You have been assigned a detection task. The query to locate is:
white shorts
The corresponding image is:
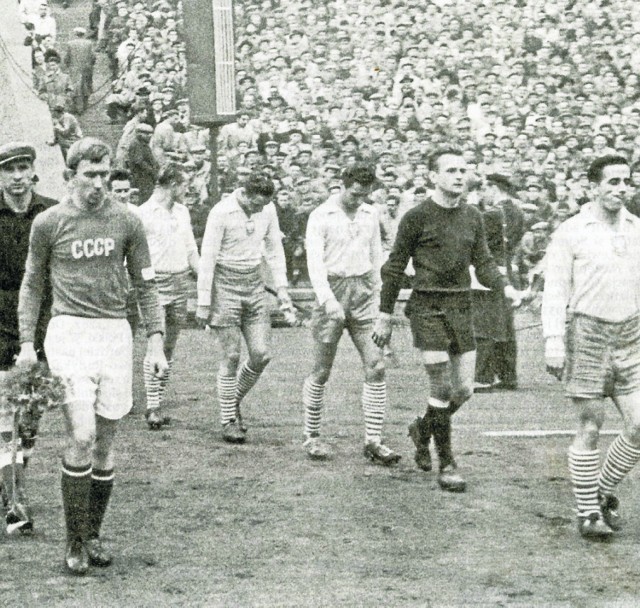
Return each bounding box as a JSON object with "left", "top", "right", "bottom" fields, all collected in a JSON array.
[{"left": 44, "top": 316, "right": 133, "bottom": 420}]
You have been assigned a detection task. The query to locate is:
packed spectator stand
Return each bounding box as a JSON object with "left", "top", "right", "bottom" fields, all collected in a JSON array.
[{"left": 18, "top": 0, "right": 640, "bottom": 286}]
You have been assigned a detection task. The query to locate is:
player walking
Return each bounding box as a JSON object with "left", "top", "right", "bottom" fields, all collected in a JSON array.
[
  {"left": 196, "top": 172, "right": 293, "bottom": 443},
  {"left": 302, "top": 163, "right": 400, "bottom": 464},
  {"left": 543, "top": 155, "right": 640, "bottom": 539},
  {"left": 17, "top": 137, "right": 167, "bottom": 574},
  {"left": 137, "top": 163, "right": 199, "bottom": 429},
  {"left": 373, "top": 147, "right": 519, "bottom": 491}
]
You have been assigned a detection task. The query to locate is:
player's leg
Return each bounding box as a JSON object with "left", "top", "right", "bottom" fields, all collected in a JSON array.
[
  {"left": 158, "top": 275, "right": 189, "bottom": 409},
  {"left": 351, "top": 327, "right": 400, "bottom": 465},
  {"left": 214, "top": 326, "right": 245, "bottom": 442},
  {"left": 144, "top": 304, "right": 168, "bottom": 428},
  {"left": 236, "top": 320, "right": 271, "bottom": 413},
  {"left": 234, "top": 278, "right": 272, "bottom": 419},
  {"left": 60, "top": 388, "right": 98, "bottom": 575},
  {"left": 597, "top": 391, "right": 640, "bottom": 531},
  {"left": 303, "top": 337, "right": 339, "bottom": 460},
  {"left": 86, "top": 319, "right": 134, "bottom": 566},
  {"left": 568, "top": 397, "right": 613, "bottom": 538},
  {"left": 84, "top": 415, "right": 118, "bottom": 567}
]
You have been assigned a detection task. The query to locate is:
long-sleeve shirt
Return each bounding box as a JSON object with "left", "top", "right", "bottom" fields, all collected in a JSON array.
[
  {"left": 380, "top": 198, "right": 506, "bottom": 314},
  {"left": 305, "top": 195, "right": 382, "bottom": 305},
  {"left": 0, "top": 191, "right": 57, "bottom": 343},
  {"left": 136, "top": 196, "right": 199, "bottom": 274},
  {"left": 197, "top": 190, "right": 287, "bottom": 308},
  {"left": 19, "top": 197, "right": 164, "bottom": 342},
  {"left": 541, "top": 204, "right": 640, "bottom": 338}
]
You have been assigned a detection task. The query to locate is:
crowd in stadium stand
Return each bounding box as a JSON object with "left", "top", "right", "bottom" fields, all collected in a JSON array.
[{"left": 18, "top": 0, "right": 640, "bottom": 285}]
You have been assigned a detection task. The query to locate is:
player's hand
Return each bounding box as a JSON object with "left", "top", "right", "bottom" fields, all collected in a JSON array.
[
  {"left": 195, "top": 305, "right": 210, "bottom": 330},
  {"left": 324, "top": 298, "right": 345, "bottom": 322},
  {"left": 504, "top": 285, "right": 522, "bottom": 308},
  {"left": 145, "top": 333, "right": 168, "bottom": 378},
  {"left": 545, "top": 336, "right": 565, "bottom": 380},
  {"left": 276, "top": 287, "right": 293, "bottom": 310},
  {"left": 15, "top": 342, "right": 38, "bottom": 366},
  {"left": 372, "top": 313, "right": 393, "bottom": 348},
  {"left": 545, "top": 356, "right": 564, "bottom": 380}
]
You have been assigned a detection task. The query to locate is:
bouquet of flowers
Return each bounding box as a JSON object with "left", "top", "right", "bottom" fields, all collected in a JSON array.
[{"left": 0, "top": 362, "right": 67, "bottom": 526}]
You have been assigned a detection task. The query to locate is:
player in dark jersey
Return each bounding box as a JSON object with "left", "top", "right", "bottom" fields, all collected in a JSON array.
[
  {"left": 16, "top": 137, "right": 167, "bottom": 575},
  {"left": 373, "top": 147, "right": 520, "bottom": 492},
  {"left": 0, "top": 142, "right": 57, "bottom": 535}
]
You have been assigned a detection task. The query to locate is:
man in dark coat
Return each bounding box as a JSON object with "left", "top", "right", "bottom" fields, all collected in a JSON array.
[
  {"left": 0, "top": 142, "right": 57, "bottom": 535},
  {"left": 125, "top": 123, "right": 159, "bottom": 204}
]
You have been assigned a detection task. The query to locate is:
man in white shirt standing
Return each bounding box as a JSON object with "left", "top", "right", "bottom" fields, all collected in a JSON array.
[
  {"left": 302, "top": 164, "right": 400, "bottom": 465},
  {"left": 137, "top": 164, "right": 199, "bottom": 429},
  {"left": 196, "top": 172, "right": 292, "bottom": 443},
  {"left": 543, "top": 155, "right": 640, "bottom": 540}
]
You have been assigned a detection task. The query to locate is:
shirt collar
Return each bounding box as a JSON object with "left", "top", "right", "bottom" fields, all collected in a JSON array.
[
  {"left": 324, "top": 194, "right": 374, "bottom": 215},
  {"left": 0, "top": 191, "right": 47, "bottom": 217},
  {"left": 580, "top": 202, "right": 636, "bottom": 225}
]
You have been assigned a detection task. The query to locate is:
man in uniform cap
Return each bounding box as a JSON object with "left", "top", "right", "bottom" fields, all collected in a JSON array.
[{"left": 0, "top": 142, "right": 58, "bottom": 534}]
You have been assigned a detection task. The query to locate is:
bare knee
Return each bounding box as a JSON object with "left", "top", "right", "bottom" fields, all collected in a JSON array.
[
  {"left": 575, "top": 403, "right": 604, "bottom": 450},
  {"left": 364, "top": 359, "right": 385, "bottom": 384},
  {"left": 249, "top": 350, "right": 271, "bottom": 371},
  {"left": 221, "top": 352, "right": 241, "bottom": 375},
  {"left": 452, "top": 384, "right": 474, "bottom": 405},
  {"left": 69, "top": 427, "right": 96, "bottom": 457},
  {"left": 309, "top": 365, "right": 332, "bottom": 385}
]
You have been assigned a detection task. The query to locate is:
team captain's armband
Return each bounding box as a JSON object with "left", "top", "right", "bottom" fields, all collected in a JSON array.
[{"left": 141, "top": 267, "right": 156, "bottom": 281}]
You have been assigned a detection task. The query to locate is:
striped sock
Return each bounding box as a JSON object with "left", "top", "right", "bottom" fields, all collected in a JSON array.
[
  {"left": 88, "top": 468, "right": 114, "bottom": 539},
  {"left": 143, "top": 360, "right": 161, "bottom": 412},
  {"left": 61, "top": 461, "right": 92, "bottom": 542},
  {"left": 235, "top": 361, "right": 262, "bottom": 405},
  {"left": 598, "top": 435, "right": 640, "bottom": 496},
  {"left": 217, "top": 373, "right": 238, "bottom": 425},
  {"left": 303, "top": 378, "right": 325, "bottom": 438},
  {"left": 158, "top": 360, "right": 173, "bottom": 404},
  {"left": 362, "top": 382, "right": 386, "bottom": 444},
  {"left": 568, "top": 447, "right": 600, "bottom": 517}
]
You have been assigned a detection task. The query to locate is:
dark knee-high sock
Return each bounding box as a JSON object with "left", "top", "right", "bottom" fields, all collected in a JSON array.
[
  {"left": 88, "top": 468, "right": 114, "bottom": 539},
  {"left": 61, "top": 461, "right": 92, "bottom": 542}
]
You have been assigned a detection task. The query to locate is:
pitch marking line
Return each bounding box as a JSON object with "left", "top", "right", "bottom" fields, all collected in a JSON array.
[{"left": 483, "top": 430, "right": 620, "bottom": 437}]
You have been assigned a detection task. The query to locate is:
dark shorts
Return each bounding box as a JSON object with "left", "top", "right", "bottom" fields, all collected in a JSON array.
[
  {"left": 406, "top": 291, "right": 475, "bottom": 355},
  {"left": 311, "top": 274, "right": 376, "bottom": 344},
  {"left": 209, "top": 265, "right": 268, "bottom": 328},
  {"left": 565, "top": 312, "right": 640, "bottom": 399}
]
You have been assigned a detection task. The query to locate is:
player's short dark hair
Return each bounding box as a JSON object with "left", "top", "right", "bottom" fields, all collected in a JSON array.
[
  {"left": 108, "top": 169, "right": 131, "bottom": 186},
  {"left": 587, "top": 155, "right": 630, "bottom": 183},
  {"left": 428, "top": 145, "right": 464, "bottom": 172},
  {"left": 66, "top": 137, "right": 112, "bottom": 172},
  {"left": 341, "top": 163, "right": 376, "bottom": 188},
  {"left": 157, "top": 162, "right": 185, "bottom": 187},
  {"left": 244, "top": 172, "right": 275, "bottom": 197}
]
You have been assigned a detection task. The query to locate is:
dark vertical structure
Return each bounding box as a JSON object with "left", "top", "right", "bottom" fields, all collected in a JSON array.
[{"left": 182, "top": 0, "right": 236, "bottom": 203}]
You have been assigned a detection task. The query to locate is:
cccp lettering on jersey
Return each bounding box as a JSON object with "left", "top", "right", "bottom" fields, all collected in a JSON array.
[{"left": 71, "top": 237, "right": 116, "bottom": 259}]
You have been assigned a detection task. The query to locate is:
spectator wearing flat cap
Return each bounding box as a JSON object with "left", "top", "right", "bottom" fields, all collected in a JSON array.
[
  {"left": 126, "top": 123, "right": 159, "bottom": 203},
  {"left": 0, "top": 141, "right": 57, "bottom": 535}
]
